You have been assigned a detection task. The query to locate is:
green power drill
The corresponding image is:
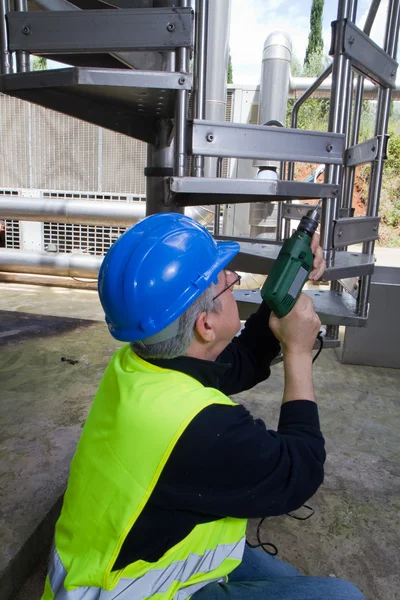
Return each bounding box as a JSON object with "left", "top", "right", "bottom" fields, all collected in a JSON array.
[{"left": 261, "top": 203, "right": 321, "bottom": 318}]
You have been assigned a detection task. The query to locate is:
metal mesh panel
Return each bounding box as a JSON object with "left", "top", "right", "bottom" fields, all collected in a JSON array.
[
  {"left": 0, "top": 95, "right": 31, "bottom": 188},
  {"left": 0, "top": 94, "right": 147, "bottom": 194},
  {"left": 30, "top": 103, "right": 99, "bottom": 191},
  {"left": 101, "top": 130, "right": 147, "bottom": 195}
]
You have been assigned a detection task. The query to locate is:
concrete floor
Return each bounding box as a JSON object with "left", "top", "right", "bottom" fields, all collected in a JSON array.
[{"left": 1, "top": 283, "right": 399, "bottom": 600}]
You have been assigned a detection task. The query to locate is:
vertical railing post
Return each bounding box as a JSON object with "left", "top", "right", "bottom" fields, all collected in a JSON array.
[{"left": 191, "top": 0, "right": 208, "bottom": 177}]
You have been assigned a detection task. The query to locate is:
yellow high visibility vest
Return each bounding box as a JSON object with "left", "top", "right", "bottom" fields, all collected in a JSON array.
[{"left": 42, "top": 345, "right": 247, "bottom": 600}]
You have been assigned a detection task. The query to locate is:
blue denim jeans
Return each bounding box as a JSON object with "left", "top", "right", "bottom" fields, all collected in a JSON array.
[{"left": 192, "top": 544, "right": 365, "bottom": 600}]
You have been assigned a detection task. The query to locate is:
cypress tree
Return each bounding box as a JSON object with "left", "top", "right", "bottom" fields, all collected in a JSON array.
[
  {"left": 227, "top": 50, "right": 233, "bottom": 84},
  {"left": 304, "top": 0, "right": 324, "bottom": 67}
]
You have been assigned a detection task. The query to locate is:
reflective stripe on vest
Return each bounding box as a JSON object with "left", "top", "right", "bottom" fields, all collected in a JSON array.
[{"left": 47, "top": 537, "right": 246, "bottom": 599}]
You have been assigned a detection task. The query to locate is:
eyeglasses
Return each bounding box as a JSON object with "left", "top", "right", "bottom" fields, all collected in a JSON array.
[{"left": 212, "top": 269, "right": 241, "bottom": 301}]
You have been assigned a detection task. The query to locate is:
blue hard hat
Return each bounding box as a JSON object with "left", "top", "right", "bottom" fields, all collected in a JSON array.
[{"left": 98, "top": 213, "right": 240, "bottom": 342}]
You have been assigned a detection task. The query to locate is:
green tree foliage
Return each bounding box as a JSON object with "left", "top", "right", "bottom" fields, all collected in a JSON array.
[
  {"left": 290, "top": 54, "right": 302, "bottom": 77},
  {"left": 303, "top": 49, "right": 329, "bottom": 77},
  {"left": 304, "top": 0, "right": 324, "bottom": 68},
  {"left": 227, "top": 50, "right": 233, "bottom": 84},
  {"left": 287, "top": 50, "right": 330, "bottom": 131},
  {"left": 32, "top": 56, "right": 47, "bottom": 71}
]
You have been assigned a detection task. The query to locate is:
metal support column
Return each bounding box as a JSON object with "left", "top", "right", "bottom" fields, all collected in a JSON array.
[
  {"left": 0, "top": 0, "right": 11, "bottom": 74},
  {"left": 357, "top": 0, "right": 400, "bottom": 316},
  {"left": 146, "top": 0, "right": 180, "bottom": 216},
  {"left": 14, "top": 0, "right": 29, "bottom": 73},
  {"left": 192, "top": 0, "right": 208, "bottom": 177},
  {"left": 174, "top": 0, "right": 190, "bottom": 178},
  {"left": 204, "top": 0, "right": 231, "bottom": 179}
]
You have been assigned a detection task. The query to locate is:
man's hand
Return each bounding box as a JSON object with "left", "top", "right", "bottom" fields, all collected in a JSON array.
[
  {"left": 269, "top": 293, "right": 321, "bottom": 357},
  {"left": 309, "top": 232, "right": 326, "bottom": 281}
]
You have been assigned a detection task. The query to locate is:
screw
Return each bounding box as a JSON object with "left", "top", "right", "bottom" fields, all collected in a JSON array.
[
  {"left": 326, "top": 144, "right": 333, "bottom": 152},
  {"left": 391, "top": 70, "right": 396, "bottom": 77},
  {"left": 373, "top": 225, "right": 378, "bottom": 231},
  {"left": 178, "top": 76, "right": 186, "bottom": 85},
  {"left": 206, "top": 133, "right": 214, "bottom": 142},
  {"left": 348, "top": 36, "right": 355, "bottom": 44},
  {"left": 348, "top": 153, "right": 352, "bottom": 159},
  {"left": 338, "top": 229, "right": 343, "bottom": 237},
  {"left": 371, "top": 146, "right": 376, "bottom": 152},
  {"left": 22, "top": 25, "right": 31, "bottom": 35},
  {"left": 166, "top": 22, "right": 175, "bottom": 32}
]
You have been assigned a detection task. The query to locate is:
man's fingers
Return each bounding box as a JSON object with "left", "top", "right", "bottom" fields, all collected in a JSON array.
[
  {"left": 310, "top": 259, "right": 326, "bottom": 281},
  {"left": 310, "top": 231, "right": 321, "bottom": 254}
]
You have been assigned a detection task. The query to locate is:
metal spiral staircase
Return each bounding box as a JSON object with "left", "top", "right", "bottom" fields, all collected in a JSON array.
[{"left": 0, "top": 0, "right": 399, "bottom": 344}]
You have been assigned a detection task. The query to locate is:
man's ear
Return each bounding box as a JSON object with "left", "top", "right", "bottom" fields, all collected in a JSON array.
[{"left": 194, "top": 311, "right": 217, "bottom": 343}]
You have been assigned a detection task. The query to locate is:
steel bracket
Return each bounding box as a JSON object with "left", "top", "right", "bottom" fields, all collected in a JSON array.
[
  {"left": 191, "top": 120, "right": 344, "bottom": 164},
  {"left": 345, "top": 136, "right": 379, "bottom": 166},
  {"left": 330, "top": 19, "right": 398, "bottom": 89},
  {"left": 333, "top": 216, "right": 380, "bottom": 248},
  {"left": 7, "top": 7, "right": 194, "bottom": 53}
]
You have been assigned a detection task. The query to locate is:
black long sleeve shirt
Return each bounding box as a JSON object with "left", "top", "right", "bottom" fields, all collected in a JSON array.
[{"left": 114, "top": 302, "right": 325, "bottom": 570}]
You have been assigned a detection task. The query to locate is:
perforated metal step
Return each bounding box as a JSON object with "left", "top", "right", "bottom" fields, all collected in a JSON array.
[
  {"left": 218, "top": 237, "right": 375, "bottom": 282},
  {"left": 234, "top": 288, "right": 368, "bottom": 327},
  {"left": 0, "top": 67, "right": 192, "bottom": 144},
  {"left": 166, "top": 177, "right": 340, "bottom": 207}
]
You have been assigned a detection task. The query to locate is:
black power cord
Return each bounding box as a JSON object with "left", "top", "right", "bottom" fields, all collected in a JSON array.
[
  {"left": 246, "top": 517, "right": 278, "bottom": 556},
  {"left": 312, "top": 332, "right": 324, "bottom": 364},
  {"left": 248, "top": 333, "right": 322, "bottom": 556},
  {"left": 248, "top": 505, "right": 315, "bottom": 556}
]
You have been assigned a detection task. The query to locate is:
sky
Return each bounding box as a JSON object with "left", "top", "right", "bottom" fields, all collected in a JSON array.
[{"left": 229, "top": 0, "right": 391, "bottom": 85}]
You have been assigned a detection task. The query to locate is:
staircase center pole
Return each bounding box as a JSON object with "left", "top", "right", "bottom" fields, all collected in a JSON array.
[
  {"left": 192, "top": 0, "right": 209, "bottom": 178},
  {"left": 14, "top": 0, "right": 30, "bottom": 73},
  {"left": 0, "top": 0, "right": 12, "bottom": 75},
  {"left": 145, "top": 0, "right": 182, "bottom": 216}
]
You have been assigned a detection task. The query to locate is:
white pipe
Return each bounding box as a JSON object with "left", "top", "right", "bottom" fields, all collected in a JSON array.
[
  {"left": 204, "top": 0, "right": 231, "bottom": 178},
  {"left": 0, "top": 271, "right": 97, "bottom": 289},
  {"left": 0, "top": 249, "right": 101, "bottom": 277},
  {"left": 0, "top": 197, "right": 215, "bottom": 226}
]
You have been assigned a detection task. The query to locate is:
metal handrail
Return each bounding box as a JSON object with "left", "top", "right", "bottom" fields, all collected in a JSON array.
[{"left": 287, "top": 0, "right": 383, "bottom": 183}]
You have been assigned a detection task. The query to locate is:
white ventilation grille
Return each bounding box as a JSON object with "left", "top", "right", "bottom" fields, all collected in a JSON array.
[
  {"left": 43, "top": 222, "right": 127, "bottom": 256},
  {"left": 5, "top": 220, "right": 20, "bottom": 249},
  {"left": 1, "top": 188, "right": 21, "bottom": 248}
]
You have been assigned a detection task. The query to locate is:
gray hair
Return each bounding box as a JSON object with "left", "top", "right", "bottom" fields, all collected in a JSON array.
[{"left": 131, "top": 283, "right": 221, "bottom": 360}]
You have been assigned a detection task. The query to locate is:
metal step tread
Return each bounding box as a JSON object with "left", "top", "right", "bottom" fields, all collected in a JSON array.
[
  {"left": 234, "top": 288, "right": 367, "bottom": 327},
  {"left": 166, "top": 177, "right": 339, "bottom": 207},
  {"left": 0, "top": 67, "right": 192, "bottom": 145},
  {"left": 221, "top": 237, "right": 375, "bottom": 281}
]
